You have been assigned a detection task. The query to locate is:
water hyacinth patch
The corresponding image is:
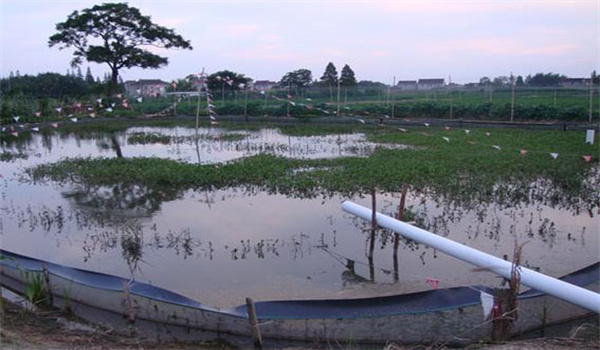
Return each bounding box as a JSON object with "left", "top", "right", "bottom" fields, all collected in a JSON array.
[{"left": 26, "top": 125, "right": 598, "bottom": 212}]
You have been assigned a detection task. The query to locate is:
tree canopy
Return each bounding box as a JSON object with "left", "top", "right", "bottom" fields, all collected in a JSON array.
[
  {"left": 525, "top": 73, "right": 565, "bottom": 87},
  {"left": 48, "top": 3, "right": 192, "bottom": 94},
  {"left": 320, "top": 62, "right": 338, "bottom": 85},
  {"left": 206, "top": 70, "right": 251, "bottom": 92},
  {"left": 279, "top": 69, "right": 313, "bottom": 94},
  {"left": 357, "top": 80, "right": 386, "bottom": 88},
  {"left": 340, "top": 64, "right": 357, "bottom": 87}
]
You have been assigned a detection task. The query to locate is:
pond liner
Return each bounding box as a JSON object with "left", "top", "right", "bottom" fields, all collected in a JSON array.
[{"left": 1, "top": 249, "right": 598, "bottom": 347}]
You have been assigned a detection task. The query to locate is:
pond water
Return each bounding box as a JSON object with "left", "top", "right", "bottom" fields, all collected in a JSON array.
[{"left": 1, "top": 126, "right": 598, "bottom": 308}]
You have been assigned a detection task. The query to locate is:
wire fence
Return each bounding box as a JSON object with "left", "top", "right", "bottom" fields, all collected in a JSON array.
[{"left": 2, "top": 85, "right": 598, "bottom": 123}]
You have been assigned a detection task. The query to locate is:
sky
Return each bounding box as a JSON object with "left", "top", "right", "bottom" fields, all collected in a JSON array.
[{"left": 1, "top": 0, "right": 598, "bottom": 85}]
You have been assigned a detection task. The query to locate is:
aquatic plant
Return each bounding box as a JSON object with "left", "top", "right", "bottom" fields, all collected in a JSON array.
[{"left": 21, "top": 270, "right": 50, "bottom": 308}]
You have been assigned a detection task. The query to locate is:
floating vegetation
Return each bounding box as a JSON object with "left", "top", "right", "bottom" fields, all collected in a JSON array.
[
  {"left": 213, "top": 133, "right": 248, "bottom": 142},
  {"left": 277, "top": 124, "right": 365, "bottom": 136},
  {"left": 14, "top": 125, "right": 600, "bottom": 221},
  {"left": 128, "top": 132, "right": 172, "bottom": 145},
  {"left": 0, "top": 151, "right": 29, "bottom": 162},
  {"left": 26, "top": 128, "right": 598, "bottom": 214},
  {"left": 126, "top": 131, "right": 248, "bottom": 145}
]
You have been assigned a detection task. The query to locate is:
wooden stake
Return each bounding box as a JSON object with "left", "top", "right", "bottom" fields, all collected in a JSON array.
[
  {"left": 42, "top": 263, "right": 53, "bottom": 306},
  {"left": 369, "top": 187, "right": 377, "bottom": 281},
  {"left": 246, "top": 298, "right": 263, "bottom": 350},
  {"left": 123, "top": 281, "right": 135, "bottom": 325},
  {"left": 394, "top": 184, "right": 408, "bottom": 282},
  {"left": 370, "top": 187, "right": 377, "bottom": 255}
]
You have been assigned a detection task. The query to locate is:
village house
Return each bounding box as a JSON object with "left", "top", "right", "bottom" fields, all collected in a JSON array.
[
  {"left": 417, "top": 78, "right": 445, "bottom": 90},
  {"left": 560, "top": 78, "right": 592, "bottom": 88},
  {"left": 395, "top": 80, "right": 418, "bottom": 91},
  {"left": 253, "top": 80, "right": 277, "bottom": 91},
  {"left": 124, "top": 79, "right": 169, "bottom": 97}
]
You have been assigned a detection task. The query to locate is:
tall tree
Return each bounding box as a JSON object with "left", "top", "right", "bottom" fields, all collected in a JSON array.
[
  {"left": 320, "top": 62, "right": 338, "bottom": 101},
  {"left": 515, "top": 75, "right": 525, "bottom": 86},
  {"left": 340, "top": 64, "right": 357, "bottom": 87},
  {"left": 320, "top": 62, "right": 338, "bottom": 85},
  {"left": 48, "top": 3, "right": 192, "bottom": 95},
  {"left": 85, "top": 67, "right": 95, "bottom": 84}
]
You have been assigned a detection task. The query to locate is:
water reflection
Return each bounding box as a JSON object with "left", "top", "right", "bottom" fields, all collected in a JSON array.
[
  {"left": 63, "top": 182, "right": 183, "bottom": 219},
  {"left": 1, "top": 126, "right": 400, "bottom": 166},
  {"left": 3, "top": 181, "right": 596, "bottom": 307}
]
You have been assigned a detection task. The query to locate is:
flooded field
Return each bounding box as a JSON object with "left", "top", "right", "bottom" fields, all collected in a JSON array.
[{"left": 1, "top": 126, "right": 597, "bottom": 308}]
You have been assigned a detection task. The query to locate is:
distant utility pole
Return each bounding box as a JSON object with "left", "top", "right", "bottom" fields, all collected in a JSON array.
[
  {"left": 449, "top": 75, "right": 453, "bottom": 119},
  {"left": 510, "top": 72, "right": 515, "bottom": 122},
  {"left": 337, "top": 78, "right": 341, "bottom": 117},
  {"left": 287, "top": 81, "right": 291, "bottom": 117},
  {"left": 386, "top": 80, "right": 390, "bottom": 106},
  {"left": 589, "top": 72, "right": 594, "bottom": 123},
  {"left": 391, "top": 75, "right": 396, "bottom": 119}
]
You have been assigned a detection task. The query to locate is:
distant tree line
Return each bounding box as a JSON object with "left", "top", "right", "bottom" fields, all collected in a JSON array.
[
  {"left": 477, "top": 72, "right": 599, "bottom": 88},
  {"left": 0, "top": 68, "right": 120, "bottom": 98}
]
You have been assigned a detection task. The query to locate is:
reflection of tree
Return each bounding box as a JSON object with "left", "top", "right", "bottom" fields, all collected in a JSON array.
[
  {"left": 63, "top": 182, "right": 183, "bottom": 219},
  {"left": 60, "top": 181, "right": 188, "bottom": 274},
  {"left": 120, "top": 224, "right": 143, "bottom": 274},
  {"left": 110, "top": 134, "right": 123, "bottom": 158}
]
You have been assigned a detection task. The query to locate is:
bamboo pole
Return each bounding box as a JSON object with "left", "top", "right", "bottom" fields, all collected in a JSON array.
[{"left": 342, "top": 201, "right": 600, "bottom": 313}]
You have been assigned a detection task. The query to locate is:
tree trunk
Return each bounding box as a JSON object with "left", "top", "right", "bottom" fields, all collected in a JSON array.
[{"left": 110, "top": 68, "right": 119, "bottom": 96}]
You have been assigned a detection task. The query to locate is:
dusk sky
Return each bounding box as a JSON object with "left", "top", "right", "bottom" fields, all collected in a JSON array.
[{"left": 1, "top": 0, "right": 598, "bottom": 85}]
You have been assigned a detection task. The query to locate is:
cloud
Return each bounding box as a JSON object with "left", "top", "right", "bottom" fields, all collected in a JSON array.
[
  {"left": 520, "top": 44, "right": 578, "bottom": 56},
  {"left": 155, "top": 16, "right": 191, "bottom": 28},
  {"left": 371, "top": 50, "right": 389, "bottom": 57},
  {"left": 318, "top": 47, "right": 345, "bottom": 57},
  {"left": 258, "top": 34, "right": 283, "bottom": 42},
  {"left": 374, "top": 0, "right": 590, "bottom": 14},
  {"left": 375, "top": 1, "right": 523, "bottom": 14},
  {"left": 223, "top": 24, "right": 261, "bottom": 38},
  {"left": 419, "top": 37, "right": 578, "bottom": 57},
  {"left": 220, "top": 44, "right": 297, "bottom": 61}
]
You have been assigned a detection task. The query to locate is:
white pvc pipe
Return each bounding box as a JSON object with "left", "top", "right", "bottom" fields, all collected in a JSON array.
[{"left": 342, "top": 201, "right": 600, "bottom": 313}]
